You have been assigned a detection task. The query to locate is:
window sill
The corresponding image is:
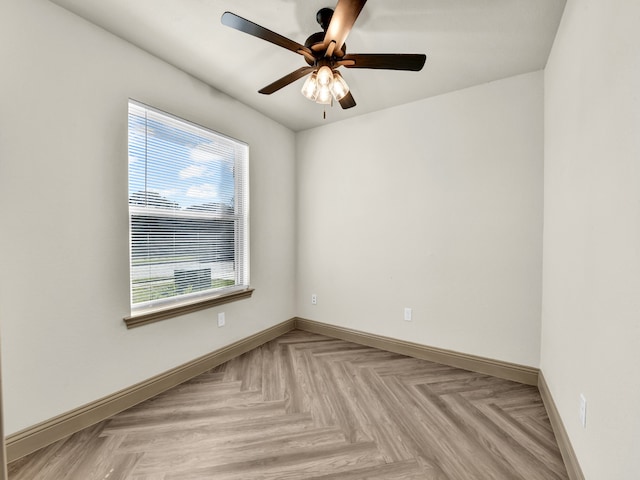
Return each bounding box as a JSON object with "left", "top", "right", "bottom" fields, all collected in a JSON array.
[{"left": 123, "top": 288, "right": 254, "bottom": 329}]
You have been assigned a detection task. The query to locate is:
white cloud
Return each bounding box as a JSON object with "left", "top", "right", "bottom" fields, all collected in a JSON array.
[
  {"left": 150, "top": 188, "right": 179, "bottom": 198},
  {"left": 186, "top": 183, "right": 218, "bottom": 199},
  {"left": 190, "top": 144, "right": 227, "bottom": 163},
  {"left": 179, "top": 164, "right": 207, "bottom": 179}
]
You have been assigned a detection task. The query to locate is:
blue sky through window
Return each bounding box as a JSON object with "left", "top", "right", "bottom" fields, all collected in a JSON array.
[{"left": 128, "top": 109, "right": 236, "bottom": 211}]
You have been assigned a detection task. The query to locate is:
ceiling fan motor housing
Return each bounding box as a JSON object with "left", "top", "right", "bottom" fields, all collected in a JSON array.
[
  {"left": 304, "top": 8, "right": 347, "bottom": 65},
  {"left": 317, "top": 8, "right": 334, "bottom": 30},
  {"left": 304, "top": 31, "right": 326, "bottom": 52}
]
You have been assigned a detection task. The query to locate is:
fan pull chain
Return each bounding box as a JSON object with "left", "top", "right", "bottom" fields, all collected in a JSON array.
[{"left": 323, "top": 96, "right": 334, "bottom": 120}]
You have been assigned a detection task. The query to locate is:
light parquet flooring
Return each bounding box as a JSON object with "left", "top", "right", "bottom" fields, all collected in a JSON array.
[{"left": 8, "top": 330, "right": 569, "bottom": 479}]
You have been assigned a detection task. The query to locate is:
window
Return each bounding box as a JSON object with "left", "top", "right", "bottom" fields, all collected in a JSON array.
[{"left": 126, "top": 100, "right": 249, "bottom": 323}]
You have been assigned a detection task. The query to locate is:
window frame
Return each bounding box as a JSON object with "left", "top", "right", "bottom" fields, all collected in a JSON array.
[{"left": 124, "top": 100, "right": 252, "bottom": 328}]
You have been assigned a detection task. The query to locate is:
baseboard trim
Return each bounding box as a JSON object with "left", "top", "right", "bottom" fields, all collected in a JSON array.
[
  {"left": 6, "top": 318, "right": 296, "bottom": 463},
  {"left": 294, "top": 317, "right": 539, "bottom": 386},
  {"left": 538, "top": 371, "right": 585, "bottom": 480}
]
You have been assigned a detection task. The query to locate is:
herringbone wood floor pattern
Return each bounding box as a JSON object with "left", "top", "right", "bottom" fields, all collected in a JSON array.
[{"left": 8, "top": 330, "right": 568, "bottom": 479}]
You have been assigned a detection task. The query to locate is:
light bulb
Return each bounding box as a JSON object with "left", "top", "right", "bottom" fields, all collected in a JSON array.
[
  {"left": 330, "top": 71, "right": 349, "bottom": 101},
  {"left": 316, "top": 85, "right": 332, "bottom": 105},
  {"left": 316, "top": 66, "right": 333, "bottom": 87},
  {"left": 301, "top": 72, "right": 319, "bottom": 101}
]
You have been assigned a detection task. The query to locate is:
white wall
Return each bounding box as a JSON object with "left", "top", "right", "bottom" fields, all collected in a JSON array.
[
  {"left": 296, "top": 72, "right": 544, "bottom": 367},
  {"left": 0, "top": 0, "right": 296, "bottom": 434},
  {"left": 542, "top": 0, "right": 640, "bottom": 478}
]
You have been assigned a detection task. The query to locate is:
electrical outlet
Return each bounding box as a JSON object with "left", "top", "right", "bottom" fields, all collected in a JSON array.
[
  {"left": 217, "top": 312, "right": 225, "bottom": 327},
  {"left": 311, "top": 294, "right": 317, "bottom": 305},
  {"left": 404, "top": 307, "right": 412, "bottom": 321},
  {"left": 579, "top": 394, "right": 587, "bottom": 428}
]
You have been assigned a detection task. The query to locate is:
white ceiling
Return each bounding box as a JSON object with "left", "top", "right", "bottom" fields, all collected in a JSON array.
[{"left": 50, "top": 0, "right": 566, "bottom": 132}]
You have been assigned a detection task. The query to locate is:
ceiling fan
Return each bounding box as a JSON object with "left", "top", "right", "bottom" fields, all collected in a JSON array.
[{"left": 221, "top": 0, "right": 426, "bottom": 110}]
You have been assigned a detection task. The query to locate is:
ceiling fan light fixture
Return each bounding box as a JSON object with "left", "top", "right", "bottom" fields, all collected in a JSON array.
[
  {"left": 330, "top": 71, "right": 349, "bottom": 101},
  {"left": 301, "top": 72, "right": 319, "bottom": 101},
  {"left": 302, "top": 68, "right": 349, "bottom": 105}
]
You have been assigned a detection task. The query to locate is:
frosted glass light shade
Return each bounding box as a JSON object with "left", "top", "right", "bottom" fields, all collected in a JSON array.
[
  {"left": 330, "top": 71, "right": 349, "bottom": 101},
  {"left": 316, "top": 85, "right": 332, "bottom": 104},
  {"left": 301, "top": 72, "right": 319, "bottom": 101},
  {"left": 316, "top": 66, "right": 333, "bottom": 87}
]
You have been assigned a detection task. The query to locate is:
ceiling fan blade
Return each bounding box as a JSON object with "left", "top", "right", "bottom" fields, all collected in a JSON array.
[
  {"left": 258, "top": 66, "right": 316, "bottom": 95},
  {"left": 322, "top": 0, "right": 367, "bottom": 55},
  {"left": 339, "top": 91, "right": 356, "bottom": 109},
  {"left": 222, "top": 12, "right": 313, "bottom": 58},
  {"left": 342, "top": 54, "right": 427, "bottom": 71}
]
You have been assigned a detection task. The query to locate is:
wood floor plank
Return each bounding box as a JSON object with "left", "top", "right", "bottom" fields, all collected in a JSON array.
[
  {"left": 115, "top": 412, "right": 316, "bottom": 454},
  {"left": 162, "top": 441, "right": 383, "bottom": 480},
  {"left": 261, "top": 338, "right": 284, "bottom": 402},
  {"left": 8, "top": 330, "right": 569, "bottom": 479},
  {"left": 305, "top": 458, "right": 432, "bottom": 479},
  {"left": 133, "top": 426, "right": 349, "bottom": 476},
  {"left": 281, "top": 343, "right": 307, "bottom": 414},
  {"left": 103, "top": 399, "right": 286, "bottom": 434},
  {"left": 294, "top": 350, "right": 337, "bottom": 428}
]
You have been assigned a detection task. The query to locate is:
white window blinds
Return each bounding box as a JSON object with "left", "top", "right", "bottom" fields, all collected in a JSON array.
[{"left": 128, "top": 100, "right": 249, "bottom": 313}]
